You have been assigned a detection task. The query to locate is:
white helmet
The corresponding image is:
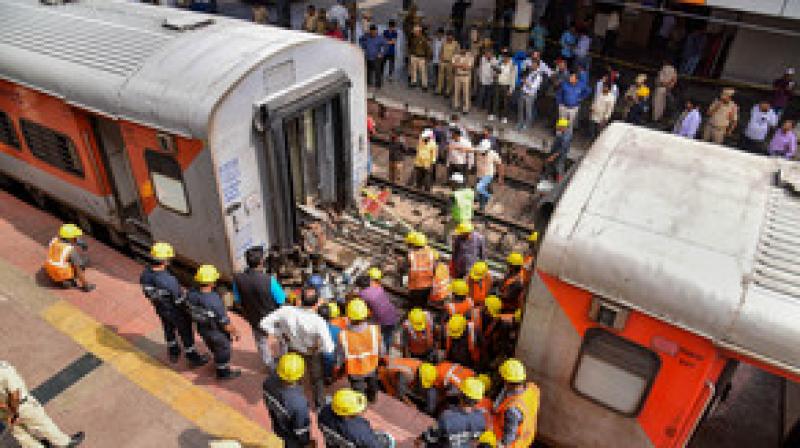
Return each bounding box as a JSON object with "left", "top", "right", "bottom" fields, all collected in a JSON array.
[
  {"left": 450, "top": 173, "right": 465, "bottom": 184},
  {"left": 421, "top": 128, "right": 434, "bottom": 139}
]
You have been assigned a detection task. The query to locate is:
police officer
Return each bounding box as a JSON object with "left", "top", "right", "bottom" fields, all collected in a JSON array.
[
  {"left": 186, "top": 265, "right": 242, "bottom": 380},
  {"left": 492, "top": 359, "right": 540, "bottom": 447},
  {"left": 317, "top": 388, "right": 394, "bottom": 448},
  {"left": 419, "top": 376, "right": 487, "bottom": 447},
  {"left": 140, "top": 242, "right": 208, "bottom": 367},
  {"left": 263, "top": 353, "right": 312, "bottom": 448},
  {"left": 43, "top": 223, "right": 95, "bottom": 292},
  {"left": 0, "top": 361, "right": 85, "bottom": 447}
]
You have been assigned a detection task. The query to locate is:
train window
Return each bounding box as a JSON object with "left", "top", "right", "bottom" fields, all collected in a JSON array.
[
  {"left": 571, "top": 328, "right": 660, "bottom": 417},
  {"left": 0, "top": 111, "right": 20, "bottom": 150},
  {"left": 19, "top": 119, "right": 83, "bottom": 177},
  {"left": 144, "top": 149, "right": 190, "bottom": 215}
]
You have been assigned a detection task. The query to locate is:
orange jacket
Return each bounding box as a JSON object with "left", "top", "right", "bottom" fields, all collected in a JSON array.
[
  {"left": 500, "top": 270, "right": 528, "bottom": 312},
  {"left": 444, "top": 322, "right": 480, "bottom": 366},
  {"left": 378, "top": 357, "right": 422, "bottom": 397},
  {"left": 435, "top": 362, "right": 474, "bottom": 390},
  {"left": 340, "top": 324, "right": 382, "bottom": 376},
  {"left": 408, "top": 247, "right": 435, "bottom": 290},
  {"left": 445, "top": 297, "right": 474, "bottom": 317},
  {"left": 430, "top": 263, "right": 451, "bottom": 303},
  {"left": 331, "top": 317, "right": 350, "bottom": 331},
  {"left": 44, "top": 238, "right": 75, "bottom": 283},
  {"left": 493, "top": 383, "right": 540, "bottom": 447},
  {"left": 468, "top": 274, "right": 492, "bottom": 305},
  {"left": 402, "top": 316, "right": 436, "bottom": 357}
]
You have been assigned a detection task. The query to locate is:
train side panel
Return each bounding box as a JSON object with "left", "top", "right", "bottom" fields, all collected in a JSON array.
[{"left": 518, "top": 271, "right": 727, "bottom": 447}]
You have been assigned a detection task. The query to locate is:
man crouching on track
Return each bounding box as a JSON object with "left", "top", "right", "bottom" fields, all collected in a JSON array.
[
  {"left": 187, "top": 265, "right": 242, "bottom": 380},
  {"left": 140, "top": 242, "right": 209, "bottom": 367},
  {"left": 43, "top": 223, "right": 95, "bottom": 292}
]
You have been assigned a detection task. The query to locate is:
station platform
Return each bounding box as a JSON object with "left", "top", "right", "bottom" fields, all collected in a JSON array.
[{"left": 0, "top": 189, "right": 431, "bottom": 447}]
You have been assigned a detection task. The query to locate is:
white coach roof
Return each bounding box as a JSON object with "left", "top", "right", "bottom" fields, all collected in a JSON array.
[
  {"left": 0, "top": 0, "right": 320, "bottom": 138},
  {"left": 539, "top": 122, "right": 800, "bottom": 376}
]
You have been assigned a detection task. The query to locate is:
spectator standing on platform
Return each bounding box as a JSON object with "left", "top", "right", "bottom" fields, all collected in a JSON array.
[
  {"left": 328, "top": 0, "right": 349, "bottom": 31},
  {"left": 772, "top": 68, "right": 796, "bottom": 118},
  {"left": 594, "top": 70, "right": 619, "bottom": 101},
  {"left": 452, "top": 48, "right": 474, "bottom": 114},
  {"left": 622, "top": 74, "right": 648, "bottom": 118},
  {"left": 626, "top": 86, "right": 651, "bottom": 126},
  {"left": 530, "top": 20, "right": 548, "bottom": 53},
  {"left": 768, "top": 120, "right": 797, "bottom": 159},
  {"left": 574, "top": 28, "right": 592, "bottom": 71},
  {"left": 492, "top": 51, "right": 517, "bottom": 124},
  {"left": 383, "top": 21, "right": 398, "bottom": 81},
  {"left": 603, "top": 10, "right": 620, "bottom": 56},
  {"left": 703, "top": 88, "right": 739, "bottom": 145},
  {"left": 415, "top": 129, "right": 437, "bottom": 191},
  {"left": 355, "top": 11, "right": 372, "bottom": 44},
  {"left": 437, "top": 32, "right": 461, "bottom": 97},
  {"left": 302, "top": 5, "right": 318, "bottom": 33},
  {"left": 360, "top": 25, "right": 387, "bottom": 89},
  {"left": 477, "top": 48, "right": 496, "bottom": 111},
  {"left": 741, "top": 102, "right": 778, "bottom": 154},
  {"left": 315, "top": 9, "right": 328, "bottom": 34},
  {"left": 326, "top": 21, "right": 345, "bottom": 40},
  {"left": 517, "top": 62, "right": 545, "bottom": 130},
  {"left": 653, "top": 61, "right": 678, "bottom": 123},
  {"left": 556, "top": 73, "right": 591, "bottom": 134},
  {"left": 680, "top": 29, "right": 706, "bottom": 75},
  {"left": 590, "top": 82, "right": 616, "bottom": 139},
  {"left": 559, "top": 26, "right": 577, "bottom": 66},
  {"left": 430, "top": 28, "right": 445, "bottom": 90},
  {"left": 408, "top": 25, "right": 431, "bottom": 90},
  {"left": 452, "top": 0, "right": 471, "bottom": 46},
  {"left": 673, "top": 100, "right": 702, "bottom": 139}
]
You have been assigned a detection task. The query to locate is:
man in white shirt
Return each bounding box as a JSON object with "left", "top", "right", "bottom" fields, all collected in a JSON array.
[
  {"left": 673, "top": 100, "right": 702, "bottom": 139},
  {"left": 447, "top": 128, "right": 472, "bottom": 181},
  {"left": 741, "top": 101, "right": 778, "bottom": 154},
  {"left": 477, "top": 48, "right": 497, "bottom": 111},
  {"left": 260, "top": 287, "right": 334, "bottom": 408},
  {"left": 430, "top": 28, "right": 445, "bottom": 90},
  {"left": 491, "top": 50, "right": 517, "bottom": 123},
  {"left": 517, "top": 62, "right": 545, "bottom": 130},
  {"left": 327, "top": 0, "right": 349, "bottom": 31},
  {"left": 471, "top": 139, "right": 504, "bottom": 211}
]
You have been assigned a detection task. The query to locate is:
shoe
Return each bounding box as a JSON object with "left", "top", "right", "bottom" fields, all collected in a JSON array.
[
  {"left": 186, "top": 352, "right": 209, "bottom": 368},
  {"left": 168, "top": 346, "right": 181, "bottom": 363},
  {"left": 216, "top": 368, "right": 242, "bottom": 381},
  {"left": 66, "top": 431, "right": 85, "bottom": 447},
  {"left": 80, "top": 284, "right": 96, "bottom": 293},
  {"left": 487, "top": 115, "right": 496, "bottom": 121}
]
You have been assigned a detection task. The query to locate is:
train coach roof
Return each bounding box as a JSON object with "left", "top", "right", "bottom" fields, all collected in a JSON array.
[
  {"left": 539, "top": 122, "right": 800, "bottom": 376},
  {"left": 0, "top": 0, "right": 321, "bottom": 138}
]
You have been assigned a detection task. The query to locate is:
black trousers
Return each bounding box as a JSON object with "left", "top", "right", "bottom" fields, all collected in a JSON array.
[
  {"left": 302, "top": 352, "right": 326, "bottom": 409},
  {"left": 414, "top": 167, "right": 432, "bottom": 192},
  {"left": 199, "top": 327, "right": 232, "bottom": 372},
  {"left": 349, "top": 373, "right": 380, "bottom": 402},
  {"left": 384, "top": 54, "right": 395, "bottom": 78},
  {"left": 156, "top": 305, "right": 195, "bottom": 351},
  {"left": 367, "top": 58, "right": 384, "bottom": 88}
]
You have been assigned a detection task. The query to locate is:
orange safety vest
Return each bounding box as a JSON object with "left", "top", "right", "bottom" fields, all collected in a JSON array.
[
  {"left": 44, "top": 238, "right": 75, "bottom": 283},
  {"left": 402, "top": 315, "right": 435, "bottom": 356},
  {"left": 492, "top": 384, "right": 540, "bottom": 447},
  {"left": 378, "top": 357, "right": 422, "bottom": 397},
  {"left": 467, "top": 274, "right": 492, "bottom": 305},
  {"left": 435, "top": 362, "right": 475, "bottom": 390},
  {"left": 500, "top": 270, "right": 527, "bottom": 312},
  {"left": 340, "top": 325, "right": 382, "bottom": 376},
  {"left": 408, "top": 247, "right": 435, "bottom": 290},
  {"left": 445, "top": 322, "right": 480, "bottom": 366},
  {"left": 430, "top": 263, "right": 451, "bottom": 303},
  {"left": 331, "top": 316, "right": 350, "bottom": 331},
  {"left": 445, "top": 297, "right": 474, "bottom": 317}
]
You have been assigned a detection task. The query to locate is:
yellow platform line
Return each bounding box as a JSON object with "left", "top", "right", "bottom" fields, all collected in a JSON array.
[{"left": 41, "top": 300, "right": 281, "bottom": 448}]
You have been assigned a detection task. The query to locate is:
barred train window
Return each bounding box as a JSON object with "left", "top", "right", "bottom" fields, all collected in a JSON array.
[
  {"left": 0, "top": 110, "right": 20, "bottom": 150},
  {"left": 144, "top": 149, "right": 190, "bottom": 215},
  {"left": 572, "top": 328, "right": 661, "bottom": 416},
  {"left": 19, "top": 119, "right": 83, "bottom": 176}
]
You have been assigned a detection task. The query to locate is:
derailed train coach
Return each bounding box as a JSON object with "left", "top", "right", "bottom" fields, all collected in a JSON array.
[
  {"left": 0, "top": 0, "right": 368, "bottom": 277},
  {"left": 523, "top": 122, "right": 800, "bottom": 447}
]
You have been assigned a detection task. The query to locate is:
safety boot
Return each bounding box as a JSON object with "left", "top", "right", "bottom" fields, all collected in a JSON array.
[
  {"left": 186, "top": 351, "right": 209, "bottom": 368},
  {"left": 167, "top": 345, "right": 181, "bottom": 363},
  {"left": 216, "top": 367, "right": 242, "bottom": 381}
]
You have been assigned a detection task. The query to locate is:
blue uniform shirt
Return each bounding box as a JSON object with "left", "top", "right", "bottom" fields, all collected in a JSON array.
[
  {"left": 437, "top": 407, "right": 487, "bottom": 447},
  {"left": 318, "top": 405, "right": 383, "bottom": 448},
  {"left": 263, "top": 374, "right": 311, "bottom": 444},
  {"left": 383, "top": 29, "right": 398, "bottom": 56},
  {"left": 187, "top": 290, "right": 230, "bottom": 326},
  {"left": 360, "top": 34, "right": 387, "bottom": 61},
  {"left": 140, "top": 267, "right": 183, "bottom": 303}
]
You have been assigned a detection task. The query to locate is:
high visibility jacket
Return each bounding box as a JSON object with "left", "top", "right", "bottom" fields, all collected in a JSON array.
[
  {"left": 445, "top": 322, "right": 480, "bottom": 366},
  {"left": 340, "top": 325, "right": 382, "bottom": 376},
  {"left": 331, "top": 317, "right": 350, "bottom": 331},
  {"left": 445, "top": 297, "right": 474, "bottom": 317},
  {"left": 435, "top": 362, "right": 474, "bottom": 390},
  {"left": 493, "top": 384, "right": 540, "bottom": 447},
  {"left": 430, "top": 263, "right": 451, "bottom": 304},
  {"left": 44, "top": 238, "right": 75, "bottom": 283},
  {"left": 408, "top": 247, "right": 435, "bottom": 290},
  {"left": 468, "top": 274, "right": 492, "bottom": 305},
  {"left": 402, "top": 315, "right": 435, "bottom": 356},
  {"left": 452, "top": 188, "right": 475, "bottom": 223},
  {"left": 500, "top": 270, "right": 528, "bottom": 312},
  {"left": 378, "top": 357, "right": 422, "bottom": 397}
]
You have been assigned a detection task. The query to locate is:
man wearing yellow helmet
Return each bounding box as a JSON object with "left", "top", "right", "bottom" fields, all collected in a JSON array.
[
  {"left": 140, "top": 242, "right": 208, "bottom": 367},
  {"left": 452, "top": 221, "right": 486, "bottom": 279},
  {"left": 398, "top": 308, "right": 438, "bottom": 362},
  {"left": 419, "top": 376, "right": 487, "bottom": 447},
  {"left": 262, "top": 353, "right": 312, "bottom": 447},
  {"left": 43, "top": 223, "right": 95, "bottom": 292},
  {"left": 355, "top": 268, "right": 399, "bottom": 354},
  {"left": 443, "top": 313, "right": 482, "bottom": 370},
  {"left": 522, "top": 232, "right": 539, "bottom": 284},
  {"left": 626, "top": 83, "right": 651, "bottom": 125},
  {"left": 482, "top": 296, "right": 520, "bottom": 362},
  {"left": 186, "top": 264, "right": 242, "bottom": 380},
  {"left": 377, "top": 358, "right": 438, "bottom": 415},
  {"left": 493, "top": 359, "right": 540, "bottom": 447},
  {"left": 543, "top": 117, "right": 572, "bottom": 182},
  {"left": 404, "top": 231, "right": 437, "bottom": 309},
  {"left": 467, "top": 261, "right": 492, "bottom": 306},
  {"left": 318, "top": 388, "right": 394, "bottom": 448},
  {"left": 499, "top": 253, "right": 527, "bottom": 314},
  {"left": 337, "top": 298, "right": 385, "bottom": 402}
]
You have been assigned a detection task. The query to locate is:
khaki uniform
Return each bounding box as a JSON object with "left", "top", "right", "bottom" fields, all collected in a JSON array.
[
  {"left": 437, "top": 40, "right": 460, "bottom": 95},
  {"left": 653, "top": 65, "right": 677, "bottom": 122},
  {"left": 0, "top": 362, "right": 71, "bottom": 448},
  {"left": 452, "top": 52, "right": 474, "bottom": 112},
  {"left": 408, "top": 34, "right": 431, "bottom": 87},
  {"left": 302, "top": 14, "right": 317, "bottom": 33},
  {"left": 703, "top": 99, "right": 738, "bottom": 144}
]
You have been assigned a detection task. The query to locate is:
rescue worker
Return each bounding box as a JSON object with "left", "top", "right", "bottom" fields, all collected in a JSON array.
[
  {"left": 434, "top": 361, "right": 475, "bottom": 397},
  {"left": 443, "top": 314, "right": 481, "bottom": 370},
  {"left": 377, "top": 358, "right": 438, "bottom": 415},
  {"left": 186, "top": 265, "right": 242, "bottom": 380},
  {"left": 482, "top": 296, "right": 520, "bottom": 363},
  {"left": 398, "top": 308, "right": 438, "bottom": 362},
  {"left": 338, "top": 298, "right": 384, "bottom": 402},
  {"left": 318, "top": 302, "right": 343, "bottom": 382},
  {"left": 444, "top": 280, "right": 478, "bottom": 329},
  {"left": 499, "top": 253, "right": 527, "bottom": 314},
  {"left": 43, "top": 223, "right": 95, "bottom": 292},
  {"left": 451, "top": 222, "right": 486, "bottom": 279},
  {"left": 262, "top": 353, "right": 312, "bottom": 448},
  {"left": 467, "top": 261, "right": 492, "bottom": 307},
  {"left": 329, "top": 301, "right": 350, "bottom": 331},
  {"left": 522, "top": 232, "right": 539, "bottom": 284},
  {"left": 429, "top": 261, "right": 452, "bottom": 319},
  {"left": 406, "top": 232, "right": 437, "bottom": 309},
  {"left": 317, "top": 388, "right": 394, "bottom": 448},
  {"left": 474, "top": 374, "right": 495, "bottom": 428},
  {"left": 448, "top": 175, "right": 474, "bottom": 247},
  {"left": 419, "top": 377, "right": 486, "bottom": 447},
  {"left": 493, "top": 359, "right": 540, "bottom": 447},
  {"left": 140, "top": 242, "right": 208, "bottom": 367},
  {"left": 0, "top": 360, "right": 85, "bottom": 447}
]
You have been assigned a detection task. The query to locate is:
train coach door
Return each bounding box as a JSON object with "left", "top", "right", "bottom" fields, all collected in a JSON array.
[
  {"left": 255, "top": 70, "right": 351, "bottom": 248},
  {"left": 91, "top": 117, "right": 145, "bottom": 229}
]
